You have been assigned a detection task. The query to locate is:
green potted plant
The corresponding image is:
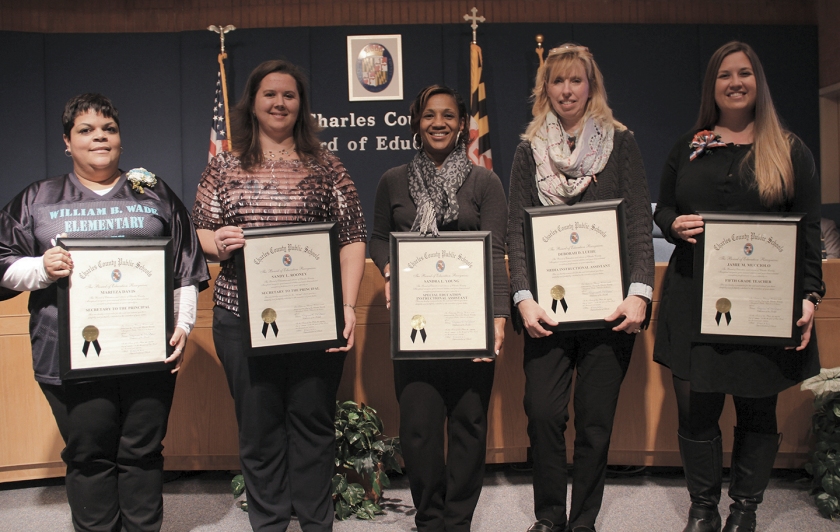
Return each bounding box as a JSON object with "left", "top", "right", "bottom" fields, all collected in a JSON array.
[
  {"left": 230, "top": 399, "right": 402, "bottom": 520},
  {"left": 332, "top": 400, "right": 402, "bottom": 520},
  {"left": 801, "top": 367, "right": 840, "bottom": 519}
]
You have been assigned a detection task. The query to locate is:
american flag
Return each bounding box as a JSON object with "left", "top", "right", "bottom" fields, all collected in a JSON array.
[{"left": 209, "top": 67, "right": 230, "bottom": 161}]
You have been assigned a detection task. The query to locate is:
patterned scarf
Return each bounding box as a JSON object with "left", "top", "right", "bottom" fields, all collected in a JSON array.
[
  {"left": 407, "top": 144, "right": 473, "bottom": 235},
  {"left": 532, "top": 113, "right": 614, "bottom": 205}
]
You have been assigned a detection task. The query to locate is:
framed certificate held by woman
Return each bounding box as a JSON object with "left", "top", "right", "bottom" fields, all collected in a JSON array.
[{"left": 389, "top": 231, "right": 494, "bottom": 360}]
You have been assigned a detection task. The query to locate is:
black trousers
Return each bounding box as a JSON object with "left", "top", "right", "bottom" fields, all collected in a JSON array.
[
  {"left": 213, "top": 306, "right": 346, "bottom": 532},
  {"left": 40, "top": 370, "right": 177, "bottom": 532},
  {"left": 394, "top": 358, "right": 495, "bottom": 532},
  {"left": 523, "top": 329, "right": 634, "bottom": 530}
]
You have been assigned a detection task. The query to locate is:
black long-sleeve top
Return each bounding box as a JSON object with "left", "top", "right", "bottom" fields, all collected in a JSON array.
[{"left": 369, "top": 164, "right": 510, "bottom": 318}]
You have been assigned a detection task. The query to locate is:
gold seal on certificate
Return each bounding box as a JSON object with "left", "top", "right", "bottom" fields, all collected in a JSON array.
[
  {"left": 57, "top": 237, "right": 175, "bottom": 380},
  {"left": 235, "top": 223, "right": 346, "bottom": 356},
  {"left": 523, "top": 199, "right": 629, "bottom": 331},
  {"left": 389, "top": 231, "right": 494, "bottom": 360},
  {"left": 81, "top": 325, "right": 101, "bottom": 356},
  {"left": 261, "top": 308, "right": 279, "bottom": 337},
  {"left": 695, "top": 212, "right": 804, "bottom": 346},
  {"left": 410, "top": 315, "right": 427, "bottom": 343},
  {"left": 714, "top": 298, "right": 732, "bottom": 325}
]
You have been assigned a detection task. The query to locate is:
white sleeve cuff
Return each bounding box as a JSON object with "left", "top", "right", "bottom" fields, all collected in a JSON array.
[
  {"left": 174, "top": 285, "right": 198, "bottom": 336},
  {"left": 512, "top": 289, "right": 534, "bottom": 306},
  {"left": 628, "top": 282, "right": 653, "bottom": 302},
  {"left": 0, "top": 256, "right": 52, "bottom": 291}
]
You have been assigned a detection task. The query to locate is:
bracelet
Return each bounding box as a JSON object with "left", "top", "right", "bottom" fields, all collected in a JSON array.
[
  {"left": 805, "top": 292, "right": 822, "bottom": 311},
  {"left": 343, "top": 303, "right": 356, "bottom": 310}
]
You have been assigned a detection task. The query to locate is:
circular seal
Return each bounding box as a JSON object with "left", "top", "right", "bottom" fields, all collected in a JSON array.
[
  {"left": 715, "top": 298, "right": 732, "bottom": 313},
  {"left": 411, "top": 315, "right": 426, "bottom": 331},
  {"left": 111, "top": 269, "right": 121, "bottom": 282},
  {"left": 570, "top": 232, "right": 580, "bottom": 244},
  {"left": 82, "top": 325, "right": 99, "bottom": 342},
  {"left": 282, "top": 254, "right": 292, "bottom": 266},
  {"left": 261, "top": 308, "right": 277, "bottom": 323},
  {"left": 436, "top": 260, "right": 445, "bottom": 272},
  {"left": 743, "top": 242, "right": 754, "bottom": 256},
  {"left": 550, "top": 285, "right": 566, "bottom": 300},
  {"left": 356, "top": 43, "right": 394, "bottom": 93}
]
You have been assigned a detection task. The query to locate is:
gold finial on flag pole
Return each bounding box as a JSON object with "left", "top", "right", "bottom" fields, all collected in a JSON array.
[
  {"left": 208, "top": 24, "right": 236, "bottom": 57},
  {"left": 463, "top": 7, "right": 486, "bottom": 44},
  {"left": 535, "top": 34, "right": 545, "bottom": 67}
]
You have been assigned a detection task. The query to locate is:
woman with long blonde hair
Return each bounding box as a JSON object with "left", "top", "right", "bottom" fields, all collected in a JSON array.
[
  {"left": 654, "top": 41, "right": 823, "bottom": 532},
  {"left": 507, "top": 44, "right": 654, "bottom": 532}
]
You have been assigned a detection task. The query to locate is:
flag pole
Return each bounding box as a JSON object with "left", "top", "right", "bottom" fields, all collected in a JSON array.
[
  {"left": 535, "top": 34, "right": 545, "bottom": 68},
  {"left": 208, "top": 24, "right": 236, "bottom": 157},
  {"left": 464, "top": 7, "right": 492, "bottom": 171}
]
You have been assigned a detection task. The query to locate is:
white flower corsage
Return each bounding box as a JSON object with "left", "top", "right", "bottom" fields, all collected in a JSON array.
[{"left": 127, "top": 168, "right": 157, "bottom": 194}]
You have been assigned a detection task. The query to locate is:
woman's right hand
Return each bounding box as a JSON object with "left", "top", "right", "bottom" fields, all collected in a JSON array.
[
  {"left": 383, "top": 264, "right": 391, "bottom": 309},
  {"left": 214, "top": 226, "right": 245, "bottom": 261},
  {"left": 518, "top": 298, "right": 558, "bottom": 338},
  {"left": 670, "top": 214, "right": 704, "bottom": 244},
  {"left": 43, "top": 246, "right": 73, "bottom": 280}
]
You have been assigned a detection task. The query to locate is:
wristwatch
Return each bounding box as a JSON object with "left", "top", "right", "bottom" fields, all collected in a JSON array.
[{"left": 805, "top": 292, "right": 822, "bottom": 311}]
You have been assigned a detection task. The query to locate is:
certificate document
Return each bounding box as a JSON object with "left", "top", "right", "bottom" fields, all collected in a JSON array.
[
  {"left": 58, "top": 238, "right": 173, "bottom": 380},
  {"left": 696, "top": 213, "right": 803, "bottom": 345},
  {"left": 390, "top": 231, "right": 493, "bottom": 359},
  {"left": 236, "top": 223, "right": 345, "bottom": 356},
  {"left": 524, "top": 199, "right": 628, "bottom": 330}
]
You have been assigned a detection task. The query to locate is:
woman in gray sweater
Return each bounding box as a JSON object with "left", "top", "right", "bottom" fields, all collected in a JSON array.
[
  {"left": 506, "top": 44, "right": 654, "bottom": 532},
  {"left": 369, "top": 85, "right": 508, "bottom": 532}
]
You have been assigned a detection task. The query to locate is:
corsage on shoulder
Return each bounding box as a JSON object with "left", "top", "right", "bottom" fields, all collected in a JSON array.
[
  {"left": 689, "top": 130, "right": 726, "bottom": 161},
  {"left": 127, "top": 168, "right": 157, "bottom": 194}
]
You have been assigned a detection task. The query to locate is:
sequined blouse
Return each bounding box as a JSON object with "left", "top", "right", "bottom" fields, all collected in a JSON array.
[{"left": 192, "top": 150, "right": 367, "bottom": 316}]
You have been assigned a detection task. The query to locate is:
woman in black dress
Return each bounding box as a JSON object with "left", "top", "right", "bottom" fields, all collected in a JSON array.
[{"left": 654, "top": 41, "right": 823, "bottom": 532}]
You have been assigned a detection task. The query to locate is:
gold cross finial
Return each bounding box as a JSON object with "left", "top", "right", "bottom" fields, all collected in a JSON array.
[{"left": 463, "top": 7, "right": 486, "bottom": 44}]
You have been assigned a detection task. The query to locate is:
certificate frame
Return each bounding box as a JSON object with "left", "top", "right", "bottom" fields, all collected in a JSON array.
[
  {"left": 389, "top": 231, "right": 494, "bottom": 360},
  {"left": 523, "top": 199, "right": 629, "bottom": 331},
  {"left": 694, "top": 212, "right": 804, "bottom": 346},
  {"left": 235, "top": 223, "right": 346, "bottom": 356},
  {"left": 57, "top": 237, "right": 174, "bottom": 380}
]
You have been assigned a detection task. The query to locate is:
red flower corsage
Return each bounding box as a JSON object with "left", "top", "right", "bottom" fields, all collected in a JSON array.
[{"left": 689, "top": 130, "right": 727, "bottom": 161}]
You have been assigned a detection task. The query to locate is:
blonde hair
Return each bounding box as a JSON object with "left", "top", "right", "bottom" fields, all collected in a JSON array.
[
  {"left": 695, "top": 41, "right": 793, "bottom": 206},
  {"left": 522, "top": 43, "right": 625, "bottom": 142}
]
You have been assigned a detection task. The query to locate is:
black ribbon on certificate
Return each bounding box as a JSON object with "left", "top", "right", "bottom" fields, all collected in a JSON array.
[
  {"left": 550, "top": 285, "right": 568, "bottom": 313},
  {"left": 82, "top": 325, "right": 101, "bottom": 356},
  {"left": 715, "top": 298, "right": 732, "bottom": 325},
  {"left": 410, "top": 315, "right": 427, "bottom": 343},
  {"left": 261, "top": 308, "right": 279, "bottom": 337}
]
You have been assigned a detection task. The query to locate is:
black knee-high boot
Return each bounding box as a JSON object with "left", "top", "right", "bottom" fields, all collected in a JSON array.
[
  {"left": 722, "top": 427, "right": 780, "bottom": 532},
  {"left": 679, "top": 433, "right": 723, "bottom": 532}
]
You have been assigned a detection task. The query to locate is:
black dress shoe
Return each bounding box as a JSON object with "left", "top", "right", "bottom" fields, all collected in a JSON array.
[{"left": 527, "top": 518, "right": 566, "bottom": 532}]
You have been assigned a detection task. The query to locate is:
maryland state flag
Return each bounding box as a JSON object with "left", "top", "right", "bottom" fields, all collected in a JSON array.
[
  {"left": 468, "top": 42, "right": 492, "bottom": 170},
  {"left": 209, "top": 53, "right": 231, "bottom": 161}
]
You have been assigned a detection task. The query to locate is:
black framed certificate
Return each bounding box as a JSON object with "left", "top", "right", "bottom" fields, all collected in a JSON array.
[
  {"left": 235, "top": 223, "right": 345, "bottom": 356},
  {"left": 390, "top": 231, "right": 494, "bottom": 360},
  {"left": 694, "top": 212, "right": 804, "bottom": 346},
  {"left": 57, "top": 238, "right": 174, "bottom": 380},
  {"left": 523, "top": 199, "right": 629, "bottom": 331}
]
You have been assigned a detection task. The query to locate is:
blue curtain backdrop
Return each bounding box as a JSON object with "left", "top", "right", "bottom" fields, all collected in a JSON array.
[{"left": 0, "top": 24, "right": 819, "bottom": 236}]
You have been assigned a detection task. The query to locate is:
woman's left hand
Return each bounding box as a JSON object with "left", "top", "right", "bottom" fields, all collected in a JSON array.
[
  {"left": 605, "top": 295, "right": 648, "bottom": 334},
  {"left": 165, "top": 327, "right": 188, "bottom": 373},
  {"left": 789, "top": 299, "right": 816, "bottom": 351},
  {"left": 474, "top": 317, "right": 505, "bottom": 363},
  {"left": 327, "top": 304, "right": 357, "bottom": 352}
]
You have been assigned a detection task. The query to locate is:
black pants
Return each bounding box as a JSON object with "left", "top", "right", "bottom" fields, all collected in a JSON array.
[
  {"left": 672, "top": 376, "right": 778, "bottom": 440},
  {"left": 523, "top": 329, "right": 634, "bottom": 530},
  {"left": 213, "top": 306, "right": 345, "bottom": 532},
  {"left": 394, "top": 358, "right": 495, "bottom": 532},
  {"left": 40, "top": 370, "right": 177, "bottom": 532}
]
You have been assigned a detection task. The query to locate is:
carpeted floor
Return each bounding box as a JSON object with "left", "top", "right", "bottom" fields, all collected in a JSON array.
[{"left": 0, "top": 467, "right": 834, "bottom": 531}]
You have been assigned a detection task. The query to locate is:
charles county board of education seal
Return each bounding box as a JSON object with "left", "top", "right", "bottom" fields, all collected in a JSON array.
[{"left": 356, "top": 43, "right": 394, "bottom": 93}]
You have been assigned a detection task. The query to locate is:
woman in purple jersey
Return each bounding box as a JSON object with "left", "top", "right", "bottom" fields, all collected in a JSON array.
[{"left": 0, "top": 93, "right": 209, "bottom": 531}]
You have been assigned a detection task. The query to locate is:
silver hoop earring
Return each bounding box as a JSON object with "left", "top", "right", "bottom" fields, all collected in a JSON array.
[
  {"left": 120, "top": 147, "right": 124, "bottom": 153},
  {"left": 413, "top": 133, "right": 422, "bottom": 150},
  {"left": 64, "top": 148, "right": 71, "bottom": 157},
  {"left": 456, "top": 131, "right": 462, "bottom": 145}
]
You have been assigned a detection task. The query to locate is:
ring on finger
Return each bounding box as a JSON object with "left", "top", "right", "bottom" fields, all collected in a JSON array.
[
  {"left": 634, "top": 328, "right": 641, "bottom": 334},
  {"left": 222, "top": 243, "right": 227, "bottom": 250}
]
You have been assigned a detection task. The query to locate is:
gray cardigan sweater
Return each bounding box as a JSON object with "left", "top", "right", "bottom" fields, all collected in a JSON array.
[{"left": 506, "top": 130, "right": 654, "bottom": 322}]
